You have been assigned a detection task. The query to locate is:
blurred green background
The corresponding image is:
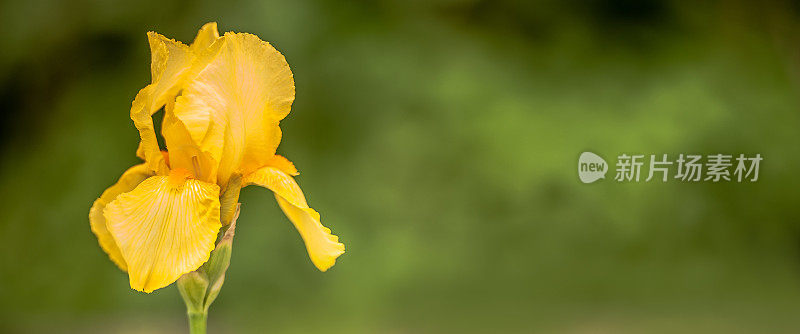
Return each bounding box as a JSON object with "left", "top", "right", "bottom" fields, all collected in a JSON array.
[{"left": 2, "top": 0, "right": 800, "bottom": 333}]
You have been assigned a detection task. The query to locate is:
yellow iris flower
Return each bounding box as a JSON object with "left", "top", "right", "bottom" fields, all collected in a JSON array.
[{"left": 89, "top": 23, "right": 345, "bottom": 293}]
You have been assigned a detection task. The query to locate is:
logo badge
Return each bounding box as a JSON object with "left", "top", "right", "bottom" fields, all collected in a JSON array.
[{"left": 578, "top": 152, "right": 608, "bottom": 183}]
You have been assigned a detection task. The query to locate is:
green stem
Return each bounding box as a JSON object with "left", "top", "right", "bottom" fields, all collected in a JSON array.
[
  {"left": 188, "top": 310, "right": 207, "bottom": 334},
  {"left": 178, "top": 185, "right": 240, "bottom": 334}
]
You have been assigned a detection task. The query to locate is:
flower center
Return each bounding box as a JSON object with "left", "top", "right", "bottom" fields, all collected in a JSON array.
[{"left": 167, "top": 168, "right": 194, "bottom": 188}]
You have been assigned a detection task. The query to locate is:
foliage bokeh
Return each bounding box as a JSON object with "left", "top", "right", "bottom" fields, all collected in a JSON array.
[{"left": 2, "top": 0, "right": 800, "bottom": 332}]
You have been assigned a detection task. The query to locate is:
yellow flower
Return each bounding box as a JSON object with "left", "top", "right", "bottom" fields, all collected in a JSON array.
[{"left": 90, "top": 23, "right": 345, "bottom": 293}]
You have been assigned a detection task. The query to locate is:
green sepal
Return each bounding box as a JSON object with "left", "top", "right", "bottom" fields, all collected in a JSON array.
[
  {"left": 200, "top": 209, "right": 237, "bottom": 311},
  {"left": 177, "top": 192, "right": 240, "bottom": 332},
  {"left": 220, "top": 174, "right": 242, "bottom": 226},
  {"left": 177, "top": 271, "right": 209, "bottom": 313}
]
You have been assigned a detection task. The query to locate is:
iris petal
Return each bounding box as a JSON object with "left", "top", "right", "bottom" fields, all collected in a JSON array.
[
  {"left": 133, "top": 23, "right": 221, "bottom": 168},
  {"left": 190, "top": 22, "right": 220, "bottom": 54},
  {"left": 173, "top": 32, "right": 295, "bottom": 187},
  {"left": 162, "top": 100, "right": 218, "bottom": 183},
  {"left": 89, "top": 164, "right": 154, "bottom": 271},
  {"left": 104, "top": 174, "right": 221, "bottom": 293},
  {"left": 132, "top": 33, "right": 192, "bottom": 173},
  {"left": 266, "top": 155, "right": 299, "bottom": 176},
  {"left": 244, "top": 166, "right": 344, "bottom": 271}
]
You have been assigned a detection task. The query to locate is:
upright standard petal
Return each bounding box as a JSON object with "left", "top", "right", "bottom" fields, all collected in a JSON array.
[
  {"left": 190, "top": 22, "right": 220, "bottom": 54},
  {"left": 134, "top": 23, "right": 225, "bottom": 172},
  {"left": 89, "top": 164, "right": 154, "bottom": 271},
  {"left": 244, "top": 165, "right": 344, "bottom": 271},
  {"left": 148, "top": 32, "right": 193, "bottom": 109},
  {"left": 162, "top": 100, "right": 218, "bottom": 183},
  {"left": 104, "top": 172, "right": 221, "bottom": 292},
  {"left": 173, "top": 32, "right": 295, "bottom": 187},
  {"left": 132, "top": 33, "right": 193, "bottom": 173}
]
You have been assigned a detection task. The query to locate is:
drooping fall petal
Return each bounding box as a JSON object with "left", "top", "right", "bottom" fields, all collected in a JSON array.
[
  {"left": 173, "top": 32, "right": 295, "bottom": 187},
  {"left": 265, "top": 154, "right": 299, "bottom": 176},
  {"left": 243, "top": 165, "right": 344, "bottom": 271},
  {"left": 89, "top": 164, "right": 154, "bottom": 271},
  {"left": 104, "top": 172, "right": 221, "bottom": 292}
]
